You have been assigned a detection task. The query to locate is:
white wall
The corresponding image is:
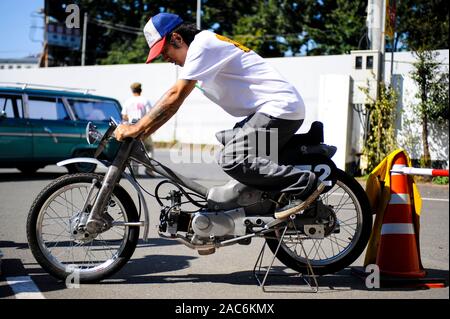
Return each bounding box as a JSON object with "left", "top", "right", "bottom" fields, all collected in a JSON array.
[
  {"left": 0, "top": 54, "right": 352, "bottom": 145},
  {"left": 384, "top": 50, "right": 449, "bottom": 166},
  {"left": 317, "top": 74, "right": 351, "bottom": 170},
  {"left": 0, "top": 50, "right": 448, "bottom": 168}
]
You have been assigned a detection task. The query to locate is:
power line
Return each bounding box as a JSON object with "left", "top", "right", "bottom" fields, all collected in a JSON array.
[
  {"left": 88, "top": 18, "right": 306, "bottom": 39},
  {"left": 90, "top": 18, "right": 143, "bottom": 35},
  {"left": 93, "top": 18, "right": 142, "bottom": 32},
  {"left": 82, "top": 19, "right": 450, "bottom": 63}
]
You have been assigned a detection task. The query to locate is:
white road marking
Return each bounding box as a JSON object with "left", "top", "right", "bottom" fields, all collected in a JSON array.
[
  {"left": 5, "top": 276, "right": 45, "bottom": 299},
  {"left": 421, "top": 197, "right": 449, "bottom": 202}
]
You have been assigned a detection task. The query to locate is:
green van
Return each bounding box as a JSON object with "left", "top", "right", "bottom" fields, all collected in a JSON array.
[{"left": 0, "top": 84, "right": 122, "bottom": 174}]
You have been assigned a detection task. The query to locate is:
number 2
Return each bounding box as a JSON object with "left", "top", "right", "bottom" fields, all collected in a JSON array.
[{"left": 295, "top": 164, "right": 331, "bottom": 183}]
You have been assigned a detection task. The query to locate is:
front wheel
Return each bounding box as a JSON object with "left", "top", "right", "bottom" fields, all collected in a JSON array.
[
  {"left": 26, "top": 173, "right": 139, "bottom": 282},
  {"left": 265, "top": 169, "right": 372, "bottom": 275}
]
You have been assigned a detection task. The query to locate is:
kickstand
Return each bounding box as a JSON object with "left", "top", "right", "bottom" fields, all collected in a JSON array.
[{"left": 253, "top": 219, "right": 319, "bottom": 293}]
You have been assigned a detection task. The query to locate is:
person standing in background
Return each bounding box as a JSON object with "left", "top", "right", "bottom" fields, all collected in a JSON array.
[{"left": 122, "top": 82, "right": 155, "bottom": 177}]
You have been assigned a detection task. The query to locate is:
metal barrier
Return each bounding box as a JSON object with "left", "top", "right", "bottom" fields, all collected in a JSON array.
[{"left": 390, "top": 167, "right": 449, "bottom": 177}]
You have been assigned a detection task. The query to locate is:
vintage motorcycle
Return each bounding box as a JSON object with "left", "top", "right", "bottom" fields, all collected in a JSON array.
[{"left": 26, "top": 119, "right": 372, "bottom": 283}]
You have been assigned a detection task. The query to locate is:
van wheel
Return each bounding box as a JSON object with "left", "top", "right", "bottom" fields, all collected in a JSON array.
[{"left": 67, "top": 150, "right": 97, "bottom": 174}]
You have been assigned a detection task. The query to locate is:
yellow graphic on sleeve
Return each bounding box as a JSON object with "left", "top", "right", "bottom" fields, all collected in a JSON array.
[{"left": 216, "top": 34, "right": 251, "bottom": 53}]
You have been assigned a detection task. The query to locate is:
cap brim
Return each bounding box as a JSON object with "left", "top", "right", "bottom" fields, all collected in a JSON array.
[{"left": 146, "top": 36, "right": 166, "bottom": 64}]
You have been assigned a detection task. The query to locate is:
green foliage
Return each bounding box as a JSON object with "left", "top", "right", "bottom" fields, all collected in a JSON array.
[
  {"left": 432, "top": 176, "right": 449, "bottom": 185},
  {"left": 232, "top": 0, "right": 291, "bottom": 57},
  {"left": 395, "top": 0, "right": 449, "bottom": 52},
  {"left": 232, "top": 0, "right": 368, "bottom": 57},
  {"left": 305, "top": 0, "right": 367, "bottom": 55},
  {"left": 361, "top": 83, "right": 399, "bottom": 173},
  {"left": 100, "top": 33, "right": 148, "bottom": 65},
  {"left": 46, "top": 0, "right": 450, "bottom": 65},
  {"left": 412, "top": 51, "right": 449, "bottom": 123},
  {"left": 202, "top": 0, "right": 256, "bottom": 35},
  {"left": 410, "top": 50, "right": 449, "bottom": 168}
]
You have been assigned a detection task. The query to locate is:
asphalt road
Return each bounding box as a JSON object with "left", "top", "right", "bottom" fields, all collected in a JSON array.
[{"left": 0, "top": 149, "right": 448, "bottom": 300}]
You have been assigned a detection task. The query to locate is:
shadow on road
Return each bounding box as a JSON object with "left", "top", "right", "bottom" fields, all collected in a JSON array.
[
  {"left": 0, "top": 172, "right": 67, "bottom": 182},
  {"left": 105, "top": 254, "right": 450, "bottom": 292},
  {"left": 1, "top": 239, "right": 448, "bottom": 298},
  {"left": 0, "top": 241, "right": 29, "bottom": 250}
]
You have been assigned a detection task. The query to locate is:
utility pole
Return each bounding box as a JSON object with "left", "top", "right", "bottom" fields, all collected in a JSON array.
[
  {"left": 196, "top": 0, "right": 201, "bottom": 29},
  {"left": 42, "top": 0, "right": 49, "bottom": 67},
  {"left": 367, "top": 0, "right": 387, "bottom": 82},
  {"left": 387, "top": 0, "right": 397, "bottom": 87},
  {"left": 45, "top": 15, "right": 48, "bottom": 67},
  {"left": 81, "top": 12, "right": 88, "bottom": 66}
]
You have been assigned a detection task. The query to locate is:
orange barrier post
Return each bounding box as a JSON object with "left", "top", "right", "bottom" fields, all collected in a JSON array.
[{"left": 376, "top": 152, "right": 426, "bottom": 278}]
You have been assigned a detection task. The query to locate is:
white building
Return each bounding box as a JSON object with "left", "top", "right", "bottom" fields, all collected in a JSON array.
[
  {"left": 0, "top": 49, "right": 448, "bottom": 171},
  {"left": 0, "top": 55, "right": 40, "bottom": 70}
]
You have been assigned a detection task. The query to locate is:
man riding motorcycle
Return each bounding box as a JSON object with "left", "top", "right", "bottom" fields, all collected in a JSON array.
[{"left": 114, "top": 13, "right": 325, "bottom": 218}]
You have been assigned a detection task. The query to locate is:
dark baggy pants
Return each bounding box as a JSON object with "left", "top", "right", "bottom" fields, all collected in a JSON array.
[{"left": 216, "top": 112, "right": 314, "bottom": 193}]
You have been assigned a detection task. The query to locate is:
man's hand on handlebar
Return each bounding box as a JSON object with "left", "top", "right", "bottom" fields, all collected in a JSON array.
[{"left": 114, "top": 123, "right": 142, "bottom": 141}]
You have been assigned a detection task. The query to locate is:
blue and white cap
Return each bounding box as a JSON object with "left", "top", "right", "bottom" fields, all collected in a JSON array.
[{"left": 143, "top": 13, "right": 183, "bottom": 63}]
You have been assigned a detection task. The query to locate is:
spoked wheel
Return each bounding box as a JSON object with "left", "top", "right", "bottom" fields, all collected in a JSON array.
[
  {"left": 265, "top": 169, "right": 372, "bottom": 275},
  {"left": 26, "top": 173, "right": 139, "bottom": 283}
]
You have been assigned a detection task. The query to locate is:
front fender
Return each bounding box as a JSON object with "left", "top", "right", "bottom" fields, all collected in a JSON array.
[
  {"left": 57, "top": 157, "right": 110, "bottom": 170},
  {"left": 56, "top": 157, "right": 150, "bottom": 241}
]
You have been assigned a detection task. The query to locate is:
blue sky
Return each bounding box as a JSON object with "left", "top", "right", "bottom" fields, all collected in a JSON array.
[{"left": 0, "top": 0, "right": 44, "bottom": 59}]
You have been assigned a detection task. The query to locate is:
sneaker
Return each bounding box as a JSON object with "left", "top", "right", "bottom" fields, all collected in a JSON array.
[{"left": 274, "top": 181, "right": 326, "bottom": 219}]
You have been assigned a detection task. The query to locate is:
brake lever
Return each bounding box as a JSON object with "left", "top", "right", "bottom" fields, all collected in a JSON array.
[
  {"left": 94, "top": 123, "right": 118, "bottom": 158},
  {"left": 109, "top": 117, "right": 119, "bottom": 127}
]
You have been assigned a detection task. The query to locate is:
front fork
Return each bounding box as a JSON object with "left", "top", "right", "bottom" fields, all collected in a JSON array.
[{"left": 84, "top": 138, "right": 135, "bottom": 234}]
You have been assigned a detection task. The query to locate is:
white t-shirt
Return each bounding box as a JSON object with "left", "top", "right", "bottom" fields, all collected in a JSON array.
[
  {"left": 122, "top": 95, "right": 152, "bottom": 123},
  {"left": 179, "top": 31, "right": 305, "bottom": 120}
]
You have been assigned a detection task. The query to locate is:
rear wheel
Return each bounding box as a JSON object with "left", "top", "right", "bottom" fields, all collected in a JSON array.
[
  {"left": 265, "top": 169, "right": 372, "bottom": 275},
  {"left": 26, "top": 173, "right": 139, "bottom": 282}
]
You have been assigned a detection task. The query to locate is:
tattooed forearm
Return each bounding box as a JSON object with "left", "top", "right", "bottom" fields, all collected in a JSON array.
[
  {"left": 135, "top": 80, "right": 196, "bottom": 138},
  {"left": 141, "top": 101, "right": 180, "bottom": 136}
]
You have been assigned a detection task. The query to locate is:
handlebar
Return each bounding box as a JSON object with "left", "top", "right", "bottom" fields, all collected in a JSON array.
[{"left": 93, "top": 119, "right": 118, "bottom": 158}]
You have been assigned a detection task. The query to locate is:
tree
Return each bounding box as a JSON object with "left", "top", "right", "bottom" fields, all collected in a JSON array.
[
  {"left": 100, "top": 0, "right": 257, "bottom": 64},
  {"left": 411, "top": 51, "right": 449, "bottom": 169},
  {"left": 305, "top": 0, "right": 368, "bottom": 55},
  {"left": 232, "top": 0, "right": 292, "bottom": 57},
  {"left": 395, "top": 0, "right": 449, "bottom": 52},
  {"left": 361, "top": 83, "right": 398, "bottom": 173},
  {"left": 46, "top": 0, "right": 200, "bottom": 66},
  {"left": 231, "top": 0, "right": 368, "bottom": 57},
  {"left": 202, "top": 0, "right": 256, "bottom": 35}
]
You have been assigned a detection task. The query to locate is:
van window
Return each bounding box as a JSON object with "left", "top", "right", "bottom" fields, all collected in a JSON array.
[
  {"left": 68, "top": 99, "right": 121, "bottom": 123},
  {"left": 28, "top": 96, "right": 70, "bottom": 120},
  {"left": 0, "top": 94, "right": 24, "bottom": 118}
]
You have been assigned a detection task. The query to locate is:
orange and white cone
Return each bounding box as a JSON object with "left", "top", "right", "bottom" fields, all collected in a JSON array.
[{"left": 376, "top": 153, "right": 426, "bottom": 278}]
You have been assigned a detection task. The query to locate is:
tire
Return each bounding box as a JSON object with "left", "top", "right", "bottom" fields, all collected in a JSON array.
[
  {"left": 26, "top": 173, "right": 139, "bottom": 283},
  {"left": 265, "top": 169, "right": 372, "bottom": 275},
  {"left": 67, "top": 150, "right": 97, "bottom": 174}
]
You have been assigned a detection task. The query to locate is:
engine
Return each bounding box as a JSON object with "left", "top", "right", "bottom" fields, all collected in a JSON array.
[{"left": 191, "top": 208, "right": 247, "bottom": 239}]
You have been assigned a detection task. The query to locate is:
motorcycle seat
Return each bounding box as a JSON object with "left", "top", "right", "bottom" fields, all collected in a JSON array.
[{"left": 287, "top": 121, "right": 324, "bottom": 146}]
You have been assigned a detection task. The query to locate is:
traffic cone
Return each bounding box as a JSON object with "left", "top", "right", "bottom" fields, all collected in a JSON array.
[{"left": 376, "top": 153, "right": 426, "bottom": 278}]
